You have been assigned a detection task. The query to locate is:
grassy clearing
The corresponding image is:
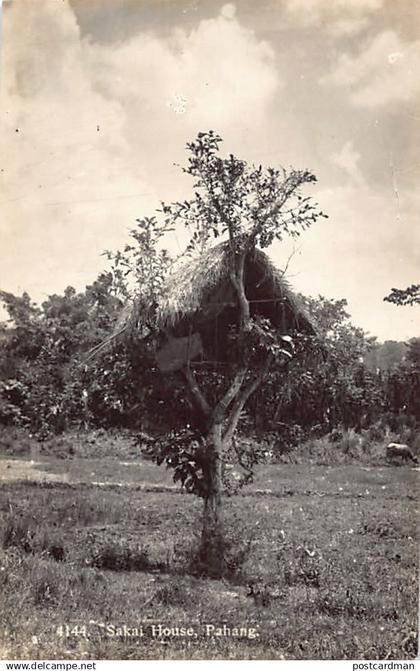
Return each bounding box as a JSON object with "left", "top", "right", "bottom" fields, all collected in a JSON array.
[
  {"left": 0, "top": 460, "right": 418, "bottom": 660},
  {"left": 0, "top": 427, "right": 139, "bottom": 461},
  {"left": 2, "top": 423, "right": 419, "bottom": 467}
]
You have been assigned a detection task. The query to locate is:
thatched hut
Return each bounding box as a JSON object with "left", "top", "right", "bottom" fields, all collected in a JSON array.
[{"left": 119, "top": 242, "right": 314, "bottom": 372}]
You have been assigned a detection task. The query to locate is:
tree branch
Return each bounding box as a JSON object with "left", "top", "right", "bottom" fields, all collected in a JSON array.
[
  {"left": 183, "top": 365, "right": 212, "bottom": 418},
  {"left": 231, "top": 435, "right": 254, "bottom": 484},
  {"left": 223, "top": 354, "right": 273, "bottom": 445},
  {"left": 229, "top": 249, "right": 251, "bottom": 329},
  {"left": 212, "top": 365, "right": 247, "bottom": 423},
  {"left": 246, "top": 171, "right": 312, "bottom": 250}
]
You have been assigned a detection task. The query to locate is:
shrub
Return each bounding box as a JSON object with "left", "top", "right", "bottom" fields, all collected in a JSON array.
[
  {"left": 155, "top": 578, "right": 196, "bottom": 607},
  {"left": 32, "top": 563, "right": 61, "bottom": 606},
  {"left": 88, "top": 541, "right": 155, "bottom": 572},
  {"left": 2, "top": 515, "right": 36, "bottom": 554},
  {"left": 2, "top": 514, "right": 65, "bottom": 559}
]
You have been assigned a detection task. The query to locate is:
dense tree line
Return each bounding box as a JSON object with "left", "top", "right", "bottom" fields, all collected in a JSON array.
[
  {"left": 1, "top": 264, "right": 418, "bottom": 444},
  {"left": 247, "top": 297, "right": 419, "bottom": 447}
]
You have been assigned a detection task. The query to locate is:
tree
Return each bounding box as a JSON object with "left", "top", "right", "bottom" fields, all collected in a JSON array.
[
  {"left": 250, "top": 295, "right": 383, "bottom": 440},
  {"left": 108, "top": 131, "right": 327, "bottom": 574},
  {"left": 383, "top": 285, "right": 420, "bottom": 422},
  {"left": 0, "top": 275, "right": 126, "bottom": 435},
  {"left": 301, "top": 296, "right": 381, "bottom": 429},
  {"left": 384, "top": 284, "right": 420, "bottom": 306}
]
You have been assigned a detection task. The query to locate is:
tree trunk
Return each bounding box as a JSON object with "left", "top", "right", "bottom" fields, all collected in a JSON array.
[{"left": 199, "top": 422, "right": 226, "bottom": 576}]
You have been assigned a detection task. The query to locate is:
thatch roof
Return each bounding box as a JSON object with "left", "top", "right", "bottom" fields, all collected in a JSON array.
[
  {"left": 122, "top": 241, "right": 313, "bottom": 337},
  {"left": 89, "top": 242, "right": 314, "bottom": 367}
]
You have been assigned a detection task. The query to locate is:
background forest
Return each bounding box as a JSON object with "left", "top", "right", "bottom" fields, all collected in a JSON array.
[{"left": 1, "top": 232, "right": 418, "bottom": 460}]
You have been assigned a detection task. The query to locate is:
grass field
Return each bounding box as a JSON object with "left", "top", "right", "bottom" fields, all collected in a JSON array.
[{"left": 0, "top": 442, "right": 418, "bottom": 660}]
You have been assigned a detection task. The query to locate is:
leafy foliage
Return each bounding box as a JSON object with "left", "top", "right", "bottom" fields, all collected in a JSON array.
[
  {"left": 143, "top": 427, "right": 207, "bottom": 495},
  {"left": 0, "top": 275, "right": 128, "bottom": 436},
  {"left": 384, "top": 284, "right": 420, "bottom": 306},
  {"left": 1, "top": 283, "right": 417, "bottom": 444},
  {"left": 162, "top": 131, "right": 327, "bottom": 258},
  {"left": 245, "top": 295, "right": 419, "bottom": 453}
]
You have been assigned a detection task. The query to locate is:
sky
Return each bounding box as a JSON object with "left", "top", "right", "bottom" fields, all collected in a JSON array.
[{"left": 0, "top": 0, "right": 419, "bottom": 341}]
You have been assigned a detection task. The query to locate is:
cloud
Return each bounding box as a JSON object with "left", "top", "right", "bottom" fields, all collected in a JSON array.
[
  {"left": 87, "top": 3, "right": 279, "bottom": 141},
  {"left": 270, "top": 181, "right": 420, "bottom": 340},
  {"left": 323, "top": 30, "right": 420, "bottom": 106},
  {"left": 0, "top": 0, "right": 279, "bottom": 299},
  {"left": 220, "top": 3, "right": 236, "bottom": 20},
  {"left": 329, "top": 16, "right": 369, "bottom": 37},
  {"left": 330, "top": 141, "right": 363, "bottom": 184},
  {"left": 0, "top": 0, "right": 156, "bottom": 297},
  {"left": 283, "top": 0, "right": 383, "bottom": 34}
]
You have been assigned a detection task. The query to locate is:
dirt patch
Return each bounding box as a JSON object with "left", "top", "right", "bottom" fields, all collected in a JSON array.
[{"left": 0, "top": 459, "right": 70, "bottom": 483}]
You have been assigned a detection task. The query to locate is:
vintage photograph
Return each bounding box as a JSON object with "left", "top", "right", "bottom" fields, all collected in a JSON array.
[{"left": 0, "top": 0, "right": 419, "bottom": 662}]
